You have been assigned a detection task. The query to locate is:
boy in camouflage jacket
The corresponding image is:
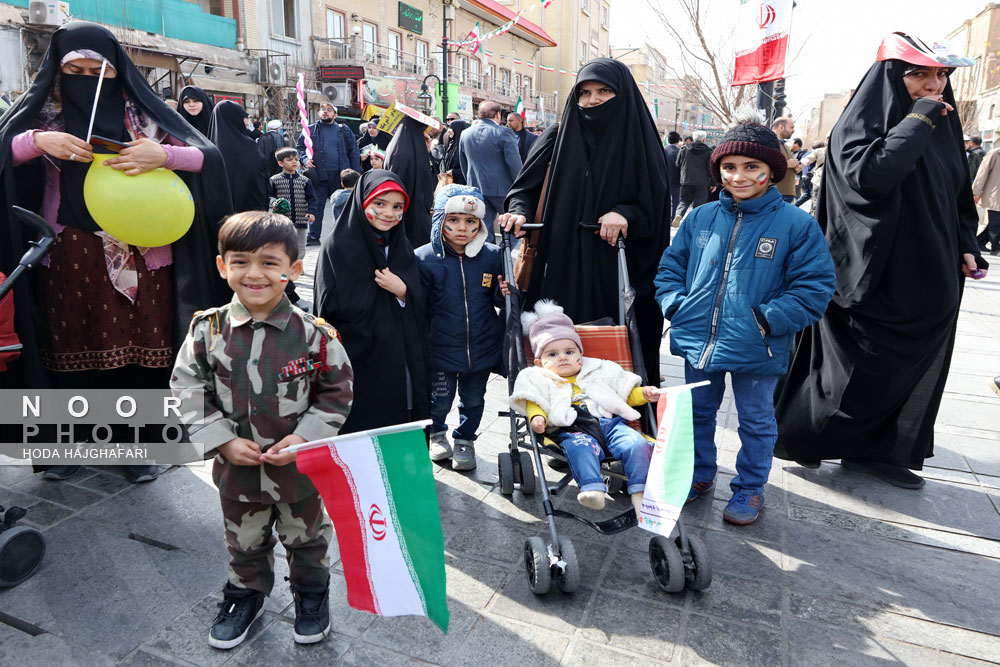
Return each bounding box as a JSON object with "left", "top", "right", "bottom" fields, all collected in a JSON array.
[{"left": 170, "top": 212, "right": 353, "bottom": 649}]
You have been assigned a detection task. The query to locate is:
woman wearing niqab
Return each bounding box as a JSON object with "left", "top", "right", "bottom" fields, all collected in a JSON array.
[
  {"left": 313, "top": 169, "right": 431, "bottom": 434},
  {"left": 384, "top": 116, "right": 436, "bottom": 247},
  {"left": 440, "top": 120, "right": 469, "bottom": 185},
  {"left": 208, "top": 100, "right": 269, "bottom": 211},
  {"left": 503, "top": 58, "right": 670, "bottom": 384},
  {"left": 0, "top": 21, "right": 232, "bottom": 477},
  {"left": 177, "top": 85, "right": 214, "bottom": 137},
  {"left": 774, "top": 34, "right": 989, "bottom": 488}
]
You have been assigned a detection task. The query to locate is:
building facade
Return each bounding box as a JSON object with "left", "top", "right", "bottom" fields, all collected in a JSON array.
[
  {"left": 949, "top": 3, "right": 1000, "bottom": 149},
  {"left": 536, "top": 0, "right": 610, "bottom": 117},
  {"left": 799, "top": 91, "right": 850, "bottom": 146}
]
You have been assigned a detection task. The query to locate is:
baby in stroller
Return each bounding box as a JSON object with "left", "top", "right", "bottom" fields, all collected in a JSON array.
[{"left": 511, "top": 301, "right": 661, "bottom": 515}]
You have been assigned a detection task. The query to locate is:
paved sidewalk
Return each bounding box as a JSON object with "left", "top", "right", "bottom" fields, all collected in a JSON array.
[{"left": 1, "top": 211, "right": 999, "bottom": 665}]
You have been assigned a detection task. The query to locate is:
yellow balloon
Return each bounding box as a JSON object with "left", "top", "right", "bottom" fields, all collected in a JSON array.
[{"left": 83, "top": 159, "right": 195, "bottom": 247}]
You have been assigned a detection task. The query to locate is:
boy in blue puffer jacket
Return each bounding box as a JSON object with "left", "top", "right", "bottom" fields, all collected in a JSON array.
[
  {"left": 655, "top": 118, "right": 836, "bottom": 525},
  {"left": 416, "top": 185, "right": 509, "bottom": 471}
]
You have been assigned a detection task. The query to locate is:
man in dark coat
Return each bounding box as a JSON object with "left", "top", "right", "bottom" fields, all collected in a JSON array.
[
  {"left": 664, "top": 131, "right": 682, "bottom": 219},
  {"left": 967, "top": 135, "right": 986, "bottom": 181},
  {"left": 506, "top": 110, "right": 537, "bottom": 162},
  {"left": 458, "top": 101, "right": 522, "bottom": 231},
  {"left": 297, "top": 103, "right": 360, "bottom": 244},
  {"left": 673, "top": 130, "right": 713, "bottom": 224}
]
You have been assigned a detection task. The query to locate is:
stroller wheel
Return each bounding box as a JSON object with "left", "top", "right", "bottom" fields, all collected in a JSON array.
[
  {"left": 648, "top": 535, "right": 685, "bottom": 593},
  {"left": 555, "top": 538, "right": 580, "bottom": 593},
  {"left": 517, "top": 451, "right": 536, "bottom": 495},
  {"left": 603, "top": 460, "right": 627, "bottom": 495},
  {"left": 681, "top": 533, "right": 712, "bottom": 591},
  {"left": 0, "top": 525, "right": 46, "bottom": 587},
  {"left": 498, "top": 453, "right": 515, "bottom": 495},
  {"left": 524, "top": 537, "right": 551, "bottom": 595}
]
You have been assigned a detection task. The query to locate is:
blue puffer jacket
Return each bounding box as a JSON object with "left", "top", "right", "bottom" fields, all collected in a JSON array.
[
  {"left": 415, "top": 185, "right": 505, "bottom": 374},
  {"left": 655, "top": 187, "right": 835, "bottom": 375}
]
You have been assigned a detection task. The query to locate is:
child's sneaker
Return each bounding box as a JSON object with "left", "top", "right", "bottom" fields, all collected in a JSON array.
[
  {"left": 451, "top": 439, "right": 477, "bottom": 470},
  {"left": 292, "top": 580, "right": 330, "bottom": 644},
  {"left": 685, "top": 478, "right": 715, "bottom": 504},
  {"left": 428, "top": 431, "right": 453, "bottom": 461},
  {"left": 722, "top": 491, "right": 764, "bottom": 525},
  {"left": 209, "top": 584, "right": 265, "bottom": 649}
]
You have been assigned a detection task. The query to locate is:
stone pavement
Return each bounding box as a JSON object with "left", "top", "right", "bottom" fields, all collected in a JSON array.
[{"left": 1, "top": 208, "right": 999, "bottom": 665}]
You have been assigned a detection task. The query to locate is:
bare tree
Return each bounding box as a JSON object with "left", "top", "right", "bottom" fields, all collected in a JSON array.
[{"left": 645, "top": 0, "right": 748, "bottom": 126}]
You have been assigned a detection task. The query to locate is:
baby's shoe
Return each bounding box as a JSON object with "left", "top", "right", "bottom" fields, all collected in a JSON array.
[
  {"left": 428, "top": 431, "right": 452, "bottom": 461},
  {"left": 451, "top": 439, "right": 477, "bottom": 471},
  {"left": 578, "top": 490, "right": 606, "bottom": 510}
]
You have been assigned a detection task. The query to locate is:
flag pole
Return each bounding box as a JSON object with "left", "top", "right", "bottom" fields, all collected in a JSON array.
[
  {"left": 283, "top": 419, "right": 433, "bottom": 454},
  {"left": 85, "top": 59, "right": 108, "bottom": 143}
]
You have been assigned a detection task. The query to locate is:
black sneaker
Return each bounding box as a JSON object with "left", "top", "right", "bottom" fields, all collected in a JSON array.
[
  {"left": 306, "top": 236, "right": 321, "bottom": 246},
  {"left": 42, "top": 465, "right": 80, "bottom": 481},
  {"left": 209, "top": 584, "right": 266, "bottom": 650},
  {"left": 124, "top": 465, "right": 160, "bottom": 483},
  {"left": 292, "top": 580, "right": 330, "bottom": 644}
]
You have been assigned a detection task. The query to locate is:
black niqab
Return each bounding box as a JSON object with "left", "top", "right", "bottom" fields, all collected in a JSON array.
[
  {"left": 384, "top": 116, "right": 435, "bottom": 246},
  {"left": 504, "top": 58, "right": 669, "bottom": 382},
  {"left": 0, "top": 21, "right": 232, "bottom": 389},
  {"left": 314, "top": 169, "right": 431, "bottom": 433},
  {"left": 209, "top": 100, "right": 269, "bottom": 211},
  {"left": 177, "top": 85, "right": 213, "bottom": 137},
  {"left": 774, "top": 59, "right": 987, "bottom": 468}
]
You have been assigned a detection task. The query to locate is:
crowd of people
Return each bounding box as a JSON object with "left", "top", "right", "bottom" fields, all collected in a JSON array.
[{"left": 0, "top": 22, "right": 994, "bottom": 650}]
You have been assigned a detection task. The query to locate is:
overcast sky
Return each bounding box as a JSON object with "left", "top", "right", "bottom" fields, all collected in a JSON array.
[{"left": 609, "top": 0, "right": 991, "bottom": 119}]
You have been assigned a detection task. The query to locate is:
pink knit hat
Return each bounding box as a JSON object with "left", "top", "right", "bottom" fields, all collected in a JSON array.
[{"left": 522, "top": 300, "right": 583, "bottom": 358}]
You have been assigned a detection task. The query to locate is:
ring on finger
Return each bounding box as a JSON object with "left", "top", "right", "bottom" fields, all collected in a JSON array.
[{"left": 69, "top": 152, "right": 77, "bottom": 161}]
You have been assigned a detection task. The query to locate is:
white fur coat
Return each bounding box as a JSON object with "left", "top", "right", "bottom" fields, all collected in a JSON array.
[{"left": 510, "top": 357, "right": 642, "bottom": 427}]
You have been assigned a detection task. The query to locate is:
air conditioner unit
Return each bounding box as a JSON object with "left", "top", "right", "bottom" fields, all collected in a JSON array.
[
  {"left": 27, "top": 1, "right": 66, "bottom": 26},
  {"left": 256, "top": 58, "right": 286, "bottom": 85},
  {"left": 323, "top": 82, "right": 352, "bottom": 106}
]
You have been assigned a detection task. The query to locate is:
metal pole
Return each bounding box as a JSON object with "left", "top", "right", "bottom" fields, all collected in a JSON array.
[
  {"left": 756, "top": 80, "right": 775, "bottom": 126},
  {"left": 441, "top": 5, "right": 449, "bottom": 120}
]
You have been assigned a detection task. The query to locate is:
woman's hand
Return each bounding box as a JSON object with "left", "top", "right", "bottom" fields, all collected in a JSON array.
[
  {"left": 497, "top": 213, "right": 528, "bottom": 238},
  {"left": 375, "top": 267, "right": 407, "bottom": 300},
  {"left": 530, "top": 415, "right": 546, "bottom": 434},
  {"left": 103, "top": 138, "right": 168, "bottom": 176},
  {"left": 498, "top": 274, "right": 511, "bottom": 297},
  {"left": 33, "top": 131, "right": 93, "bottom": 162},
  {"left": 962, "top": 253, "right": 987, "bottom": 279},
  {"left": 597, "top": 211, "right": 628, "bottom": 245},
  {"left": 918, "top": 94, "right": 955, "bottom": 116}
]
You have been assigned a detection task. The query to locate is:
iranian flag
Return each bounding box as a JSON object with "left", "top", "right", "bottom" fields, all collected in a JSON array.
[
  {"left": 294, "top": 421, "right": 449, "bottom": 633},
  {"left": 732, "top": 0, "right": 793, "bottom": 86},
  {"left": 514, "top": 96, "right": 525, "bottom": 118},
  {"left": 638, "top": 382, "right": 709, "bottom": 537},
  {"left": 467, "top": 22, "right": 483, "bottom": 55}
]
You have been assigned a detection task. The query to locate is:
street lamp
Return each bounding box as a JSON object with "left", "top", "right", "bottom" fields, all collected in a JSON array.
[
  {"left": 418, "top": 74, "right": 442, "bottom": 115},
  {"left": 439, "top": 0, "right": 460, "bottom": 121}
]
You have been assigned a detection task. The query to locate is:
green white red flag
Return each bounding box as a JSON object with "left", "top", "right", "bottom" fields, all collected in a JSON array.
[
  {"left": 638, "top": 382, "right": 708, "bottom": 537},
  {"left": 514, "top": 96, "right": 525, "bottom": 118},
  {"left": 294, "top": 421, "right": 449, "bottom": 632},
  {"left": 732, "top": 0, "right": 793, "bottom": 86}
]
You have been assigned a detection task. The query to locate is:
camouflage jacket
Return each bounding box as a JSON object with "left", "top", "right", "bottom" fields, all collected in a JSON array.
[{"left": 170, "top": 294, "right": 353, "bottom": 503}]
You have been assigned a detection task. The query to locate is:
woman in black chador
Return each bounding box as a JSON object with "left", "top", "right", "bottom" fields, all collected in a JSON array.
[
  {"left": 313, "top": 169, "right": 431, "bottom": 434},
  {"left": 177, "top": 85, "right": 214, "bottom": 136},
  {"left": 384, "top": 116, "right": 436, "bottom": 247},
  {"left": 208, "top": 100, "right": 270, "bottom": 212},
  {"left": 774, "top": 33, "right": 989, "bottom": 489},
  {"left": 501, "top": 58, "right": 670, "bottom": 384},
  {"left": 0, "top": 21, "right": 232, "bottom": 481}
]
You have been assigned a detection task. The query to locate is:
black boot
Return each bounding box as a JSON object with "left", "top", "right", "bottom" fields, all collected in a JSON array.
[
  {"left": 292, "top": 579, "right": 330, "bottom": 644},
  {"left": 209, "top": 583, "right": 265, "bottom": 650}
]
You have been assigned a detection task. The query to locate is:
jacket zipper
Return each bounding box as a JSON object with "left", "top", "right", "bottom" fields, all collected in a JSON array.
[
  {"left": 459, "top": 254, "right": 473, "bottom": 370},
  {"left": 754, "top": 312, "right": 774, "bottom": 359},
  {"left": 697, "top": 205, "right": 744, "bottom": 369}
]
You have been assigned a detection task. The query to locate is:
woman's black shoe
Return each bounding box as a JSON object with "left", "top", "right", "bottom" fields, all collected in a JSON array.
[
  {"left": 124, "top": 465, "right": 160, "bottom": 484},
  {"left": 841, "top": 459, "right": 925, "bottom": 489},
  {"left": 208, "top": 584, "right": 265, "bottom": 650},
  {"left": 41, "top": 465, "right": 80, "bottom": 481},
  {"left": 795, "top": 460, "right": 821, "bottom": 469}
]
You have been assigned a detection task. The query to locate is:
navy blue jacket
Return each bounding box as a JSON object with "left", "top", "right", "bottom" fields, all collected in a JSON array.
[
  {"left": 655, "top": 187, "right": 835, "bottom": 375},
  {"left": 415, "top": 186, "right": 505, "bottom": 373},
  {"left": 457, "top": 119, "right": 523, "bottom": 198},
  {"left": 297, "top": 121, "right": 360, "bottom": 182}
]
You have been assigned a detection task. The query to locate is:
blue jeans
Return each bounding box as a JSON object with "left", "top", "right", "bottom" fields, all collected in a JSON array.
[
  {"left": 309, "top": 178, "right": 336, "bottom": 239},
  {"left": 429, "top": 370, "right": 491, "bottom": 441},
  {"left": 684, "top": 363, "right": 779, "bottom": 495},
  {"left": 554, "top": 416, "right": 653, "bottom": 495}
]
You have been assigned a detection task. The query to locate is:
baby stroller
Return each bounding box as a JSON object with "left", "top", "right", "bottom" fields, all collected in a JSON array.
[
  {"left": 497, "top": 225, "right": 711, "bottom": 595},
  {"left": 0, "top": 206, "right": 57, "bottom": 587}
]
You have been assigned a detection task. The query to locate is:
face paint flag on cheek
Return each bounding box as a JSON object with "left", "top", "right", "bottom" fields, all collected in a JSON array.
[
  {"left": 756, "top": 172, "right": 769, "bottom": 185},
  {"left": 280, "top": 274, "right": 288, "bottom": 283}
]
